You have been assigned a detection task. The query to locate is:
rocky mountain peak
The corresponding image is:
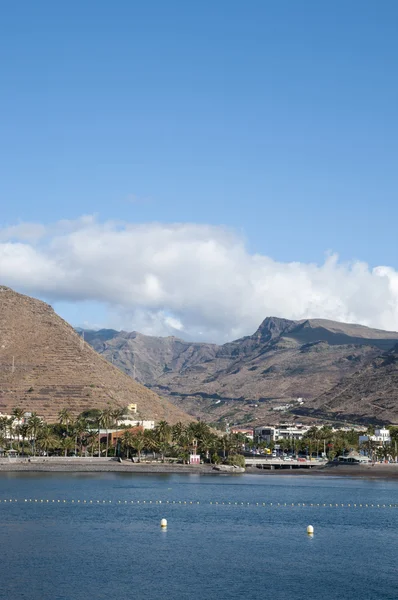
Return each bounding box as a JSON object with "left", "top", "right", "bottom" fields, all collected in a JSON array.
[{"left": 253, "top": 316, "right": 296, "bottom": 341}]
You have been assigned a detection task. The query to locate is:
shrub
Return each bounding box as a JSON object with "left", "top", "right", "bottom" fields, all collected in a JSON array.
[
  {"left": 226, "top": 454, "right": 245, "bottom": 468},
  {"left": 212, "top": 453, "right": 221, "bottom": 464}
]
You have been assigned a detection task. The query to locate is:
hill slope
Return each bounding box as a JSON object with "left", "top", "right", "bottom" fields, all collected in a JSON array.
[
  {"left": 0, "top": 286, "right": 190, "bottom": 423},
  {"left": 84, "top": 317, "right": 398, "bottom": 424},
  {"left": 298, "top": 343, "right": 398, "bottom": 424}
]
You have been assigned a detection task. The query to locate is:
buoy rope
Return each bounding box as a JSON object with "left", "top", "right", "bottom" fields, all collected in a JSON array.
[{"left": 0, "top": 499, "right": 396, "bottom": 508}]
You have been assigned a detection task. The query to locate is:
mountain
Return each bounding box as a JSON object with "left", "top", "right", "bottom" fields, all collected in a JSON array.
[
  {"left": 0, "top": 286, "right": 191, "bottom": 423},
  {"left": 83, "top": 329, "right": 218, "bottom": 385},
  {"left": 84, "top": 317, "right": 398, "bottom": 424},
  {"left": 298, "top": 343, "right": 398, "bottom": 424}
]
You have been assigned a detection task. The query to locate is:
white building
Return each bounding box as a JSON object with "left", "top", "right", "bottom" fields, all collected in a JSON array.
[
  {"left": 117, "top": 419, "right": 155, "bottom": 430},
  {"left": 254, "top": 423, "right": 310, "bottom": 443},
  {"left": 359, "top": 428, "right": 391, "bottom": 446}
]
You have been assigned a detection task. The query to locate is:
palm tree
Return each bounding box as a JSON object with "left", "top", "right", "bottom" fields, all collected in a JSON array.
[
  {"left": 95, "top": 414, "right": 102, "bottom": 457},
  {"left": 198, "top": 431, "right": 218, "bottom": 462},
  {"left": 12, "top": 407, "right": 25, "bottom": 453},
  {"left": 221, "top": 434, "right": 235, "bottom": 459},
  {"left": 37, "top": 426, "right": 57, "bottom": 455},
  {"left": 111, "top": 407, "right": 126, "bottom": 430},
  {"left": 72, "top": 417, "right": 87, "bottom": 456},
  {"left": 122, "top": 430, "right": 134, "bottom": 458},
  {"left": 175, "top": 429, "right": 193, "bottom": 464},
  {"left": 85, "top": 430, "right": 97, "bottom": 457},
  {"left": 59, "top": 436, "right": 75, "bottom": 457},
  {"left": 172, "top": 422, "right": 186, "bottom": 444},
  {"left": 0, "top": 417, "right": 7, "bottom": 441},
  {"left": 27, "top": 413, "right": 43, "bottom": 456},
  {"left": 99, "top": 408, "right": 113, "bottom": 457},
  {"left": 19, "top": 424, "right": 29, "bottom": 456},
  {"left": 7, "top": 417, "right": 15, "bottom": 450},
  {"left": 143, "top": 429, "right": 158, "bottom": 458},
  {"left": 154, "top": 421, "right": 172, "bottom": 462},
  {"left": 58, "top": 408, "right": 72, "bottom": 434},
  {"left": 132, "top": 431, "right": 145, "bottom": 461}
]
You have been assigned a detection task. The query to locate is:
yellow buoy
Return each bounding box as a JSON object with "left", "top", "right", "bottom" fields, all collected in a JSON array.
[
  {"left": 307, "top": 525, "right": 314, "bottom": 535},
  {"left": 160, "top": 518, "right": 168, "bottom": 529}
]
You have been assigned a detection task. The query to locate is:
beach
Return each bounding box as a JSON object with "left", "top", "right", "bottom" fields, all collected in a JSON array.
[{"left": 1, "top": 457, "right": 398, "bottom": 479}]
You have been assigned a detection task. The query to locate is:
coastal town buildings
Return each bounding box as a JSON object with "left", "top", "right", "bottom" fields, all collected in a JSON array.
[
  {"left": 359, "top": 427, "right": 391, "bottom": 447},
  {"left": 229, "top": 427, "right": 254, "bottom": 440},
  {"left": 254, "top": 423, "right": 311, "bottom": 443}
]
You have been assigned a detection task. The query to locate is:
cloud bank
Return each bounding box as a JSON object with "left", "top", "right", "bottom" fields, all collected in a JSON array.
[{"left": 1, "top": 216, "right": 398, "bottom": 342}]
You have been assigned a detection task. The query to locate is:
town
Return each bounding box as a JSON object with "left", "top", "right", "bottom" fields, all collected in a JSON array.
[{"left": 0, "top": 405, "right": 396, "bottom": 467}]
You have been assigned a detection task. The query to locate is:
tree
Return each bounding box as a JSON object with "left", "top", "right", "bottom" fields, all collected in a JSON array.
[
  {"left": 111, "top": 407, "right": 126, "bottom": 431},
  {"left": 122, "top": 430, "right": 134, "bottom": 458},
  {"left": 99, "top": 408, "right": 113, "bottom": 457},
  {"left": 37, "top": 426, "right": 57, "bottom": 455},
  {"left": 86, "top": 430, "right": 98, "bottom": 457},
  {"left": 19, "top": 424, "right": 29, "bottom": 456},
  {"left": 172, "top": 422, "right": 186, "bottom": 444},
  {"left": 0, "top": 417, "right": 7, "bottom": 442},
  {"left": 59, "top": 436, "right": 75, "bottom": 457},
  {"left": 59, "top": 408, "right": 72, "bottom": 434},
  {"left": 27, "top": 413, "right": 42, "bottom": 456},
  {"left": 12, "top": 407, "right": 25, "bottom": 453},
  {"left": 154, "top": 421, "right": 172, "bottom": 462},
  {"left": 197, "top": 431, "right": 218, "bottom": 462},
  {"left": 131, "top": 430, "right": 145, "bottom": 461},
  {"left": 7, "top": 418, "right": 14, "bottom": 450},
  {"left": 143, "top": 429, "right": 158, "bottom": 457},
  {"left": 72, "top": 417, "right": 87, "bottom": 456}
]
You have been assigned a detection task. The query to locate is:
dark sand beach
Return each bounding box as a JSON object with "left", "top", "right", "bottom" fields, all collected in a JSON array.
[{"left": 0, "top": 458, "right": 397, "bottom": 479}]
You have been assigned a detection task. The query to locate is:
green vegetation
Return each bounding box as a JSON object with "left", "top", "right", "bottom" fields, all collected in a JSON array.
[
  {"left": 0, "top": 407, "right": 250, "bottom": 465},
  {"left": 4, "top": 408, "right": 395, "bottom": 464},
  {"left": 226, "top": 454, "right": 246, "bottom": 468}
]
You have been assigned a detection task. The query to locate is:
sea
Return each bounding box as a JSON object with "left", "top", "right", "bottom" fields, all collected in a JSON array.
[{"left": 0, "top": 472, "right": 397, "bottom": 600}]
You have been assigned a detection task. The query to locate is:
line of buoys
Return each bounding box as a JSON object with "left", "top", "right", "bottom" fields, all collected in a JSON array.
[{"left": 0, "top": 499, "right": 396, "bottom": 507}]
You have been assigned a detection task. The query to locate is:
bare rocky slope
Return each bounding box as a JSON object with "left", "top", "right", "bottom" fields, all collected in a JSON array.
[
  {"left": 84, "top": 317, "right": 398, "bottom": 425},
  {"left": 0, "top": 287, "right": 190, "bottom": 423},
  {"left": 296, "top": 343, "right": 398, "bottom": 425}
]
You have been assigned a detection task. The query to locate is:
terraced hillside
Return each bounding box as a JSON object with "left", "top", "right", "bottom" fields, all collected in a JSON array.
[{"left": 0, "top": 286, "right": 190, "bottom": 423}]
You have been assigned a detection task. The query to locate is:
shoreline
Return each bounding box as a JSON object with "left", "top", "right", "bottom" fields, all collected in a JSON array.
[{"left": 0, "top": 459, "right": 398, "bottom": 479}]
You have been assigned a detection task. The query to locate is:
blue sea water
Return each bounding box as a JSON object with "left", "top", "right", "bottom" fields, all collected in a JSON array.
[{"left": 0, "top": 472, "right": 397, "bottom": 600}]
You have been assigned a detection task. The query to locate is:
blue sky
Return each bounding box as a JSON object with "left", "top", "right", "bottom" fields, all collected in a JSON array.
[{"left": 1, "top": 1, "right": 398, "bottom": 340}]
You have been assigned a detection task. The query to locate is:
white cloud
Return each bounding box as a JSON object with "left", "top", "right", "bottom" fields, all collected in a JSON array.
[
  {"left": 0, "top": 222, "right": 46, "bottom": 243},
  {"left": 1, "top": 217, "right": 398, "bottom": 342}
]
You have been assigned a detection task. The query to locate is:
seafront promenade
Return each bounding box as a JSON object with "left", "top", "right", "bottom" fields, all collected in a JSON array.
[{"left": 0, "top": 456, "right": 398, "bottom": 478}]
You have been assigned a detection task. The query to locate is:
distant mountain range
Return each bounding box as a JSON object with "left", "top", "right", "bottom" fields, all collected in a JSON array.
[
  {"left": 0, "top": 286, "right": 190, "bottom": 423},
  {"left": 83, "top": 317, "right": 398, "bottom": 425}
]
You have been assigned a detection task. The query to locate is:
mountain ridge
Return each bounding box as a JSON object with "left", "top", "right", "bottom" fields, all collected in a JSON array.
[{"left": 84, "top": 316, "right": 398, "bottom": 424}]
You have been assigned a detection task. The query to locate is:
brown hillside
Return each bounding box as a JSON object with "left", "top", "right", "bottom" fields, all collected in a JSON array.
[
  {"left": 298, "top": 344, "right": 398, "bottom": 424},
  {"left": 85, "top": 317, "right": 398, "bottom": 425},
  {"left": 0, "top": 286, "right": 191, "bottom": 423}
]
